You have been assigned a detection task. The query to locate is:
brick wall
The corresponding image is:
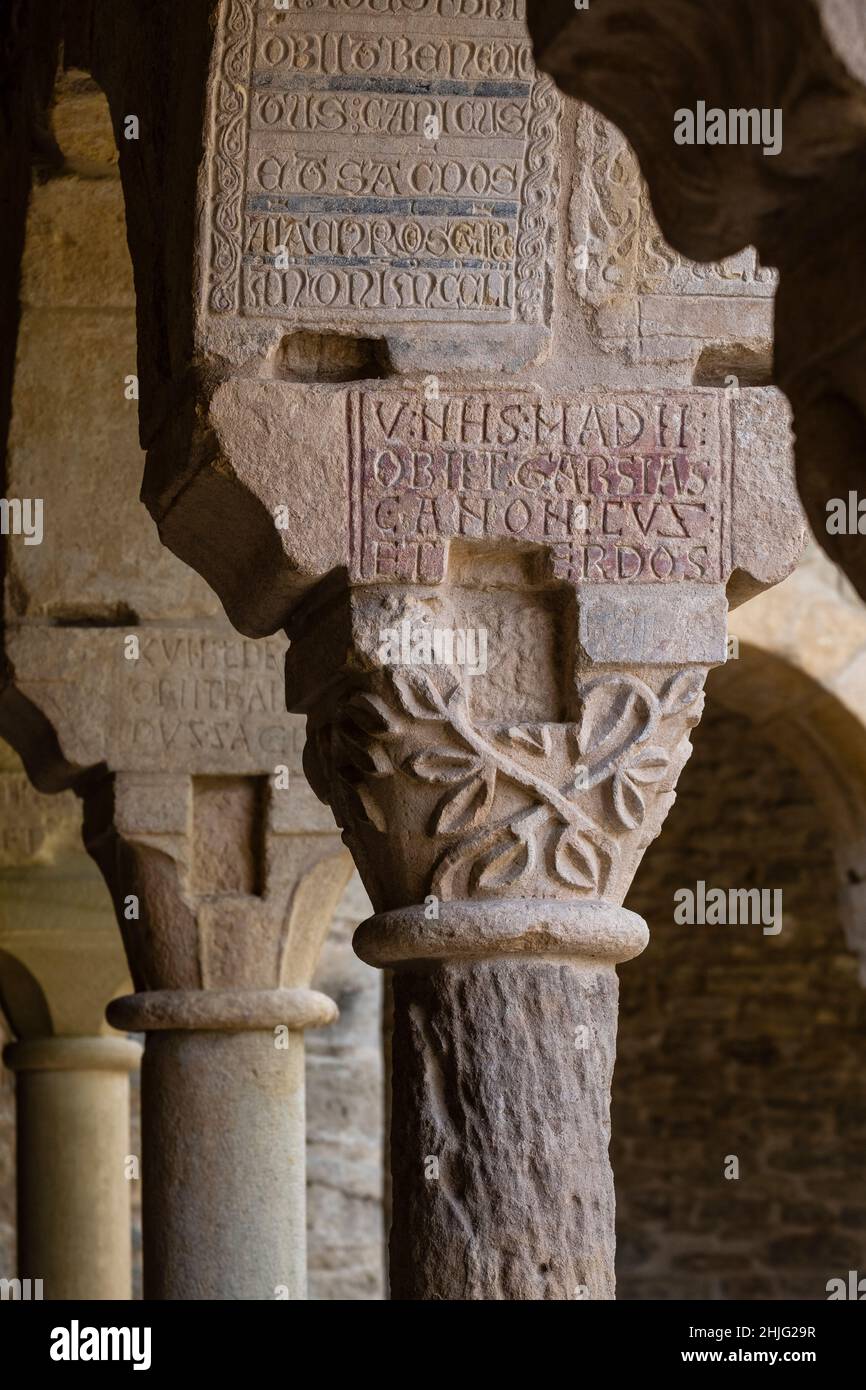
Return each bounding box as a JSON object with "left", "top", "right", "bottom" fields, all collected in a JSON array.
[{"left": 616, "top": 694, "right": 866, "bottom": 1299}]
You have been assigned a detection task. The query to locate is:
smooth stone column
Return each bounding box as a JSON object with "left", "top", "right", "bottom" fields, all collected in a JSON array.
[
  {"left": 355, "top": 900, "right": 648, "bottom": 1300},
  {"left": 4, "top": 1033, "right": 141, "bottom": 1300},
  {"left": 108, "top": 986, "right": 336, "bottom": 1301}
]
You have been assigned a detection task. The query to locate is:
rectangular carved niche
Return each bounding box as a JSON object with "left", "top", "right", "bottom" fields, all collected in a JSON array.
[
  {"left": 207, "top": 0, "right": 559, "bottom": 339},
  {"left": 192, "top": 775, "right": 266, "bottom": 895},
  {"left": 349, "top": 388, "right": 730, "bottom": 586}
]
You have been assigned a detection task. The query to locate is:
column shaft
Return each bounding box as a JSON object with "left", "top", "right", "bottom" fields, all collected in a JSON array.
[
  {"left": 389, "top": 957, "right": 619, "bottom": 1300},
  {"left": 108, "top": 985, "right": 337, "bottom": 1301},
  {"left": 141, "top": 1029, "right": 306, "bottom": 1300},
  {"left": 7, "top": 1036, "right": 139, "bottom": 1300},
  {"left": 355, "top": 899, "right": 648, "bottom": 1300}
]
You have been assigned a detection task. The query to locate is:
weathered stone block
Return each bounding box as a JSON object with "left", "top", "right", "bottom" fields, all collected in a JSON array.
[
  {"left": 2, "top": 627, "right": 301, "bottom": 779},
  {"left": 202, "top": 0, "right": 559, "bottom": 371}
]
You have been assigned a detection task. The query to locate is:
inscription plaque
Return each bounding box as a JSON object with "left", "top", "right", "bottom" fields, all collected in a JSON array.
[
  {"left": 118, "top": 630, "right": 302, "bottom": 771},
  {"left": 208, "top": 0, "right": 559, "bottom": 327},
  {"left": 3, "top": 627, "right": 305, "bottom": 779},
  {"left": 350, "top": 389, "right": 730, "bottom": 584}
]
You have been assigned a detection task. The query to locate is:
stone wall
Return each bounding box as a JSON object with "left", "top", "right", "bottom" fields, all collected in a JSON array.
[{"left": 617, "top": 689, "right": 866, "bottom": 1300}]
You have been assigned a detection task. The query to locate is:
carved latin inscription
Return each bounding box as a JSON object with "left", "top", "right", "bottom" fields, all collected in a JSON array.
[
  {"left": 118, "top": 632, "right": 303, "bottom": 771},
  {"left": 350, "top": 390, "right": 728, "bottom": 584},
  {"left": 209, "top": 0, "right": 559, "bottom": 323}
]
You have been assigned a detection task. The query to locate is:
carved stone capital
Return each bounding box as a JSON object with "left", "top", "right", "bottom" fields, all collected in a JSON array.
[
  {"left": 289, "top": 583, "right": 710, "bottom": 917},
  {"left": 84, "top": 770, "right": 351, "bottom": 1031}
]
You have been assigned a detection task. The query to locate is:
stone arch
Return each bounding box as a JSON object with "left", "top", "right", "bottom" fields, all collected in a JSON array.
[{"left": 719, "top": 545, "right": 866, "bottom": 976}]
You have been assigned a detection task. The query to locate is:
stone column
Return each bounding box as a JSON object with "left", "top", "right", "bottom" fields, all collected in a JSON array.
[
  {"left": 108, "top": 997, "right": 330, "bottom": 1300},
  {"left": 284, "top": 565, "right": 749, "bottom": 1298},
  {"left": 87, "top": 770, "right": 352, "bottom": 1300},
  {"left": 57, "top": 0, "right": 807, "bottom": 1298},
  {"left": 0, "top": 769, "right": 138, "bottom": 1299},
  {"left": 5, "top": 1035, "right": 139, "bottom": 1301},
  {"left": 0, "top": 625, "right": 353, "bottom": 1299},
  {"left": 366, "top": 904, "right": 645, "bottom": 1299}
]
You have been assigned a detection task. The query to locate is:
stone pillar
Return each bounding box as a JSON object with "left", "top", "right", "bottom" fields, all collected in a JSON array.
[
  {"left": 0, "top": 763, "right": 138, "bottom": 1299},
  {"left": 5, "top": 1036, "right": 139, "bottom": 1301},
  {"left": 111, "top": 994, "right": 329, "bottom": 1300},
  {"left": 284, "top": 568, "right": 752, "bottom": 1298},
  {"left": 368, "top": 904, "right": 645, "bottom": 1299},
  {"left": 48, "top": 0, "right": 808, "bottom": 1298},
  {"left": 88, "top": 771, "right": 353, "bottom": 1300}
]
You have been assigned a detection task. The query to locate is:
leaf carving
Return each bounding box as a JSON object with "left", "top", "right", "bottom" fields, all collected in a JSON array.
[
  {"left": 343, "top": 691, "right": 398, "bottom": 739},
  {"left": 335, "top": 726, "right": 393, "bottom": 778},
  {"left": 578, "top": 676, "right": 654, "bottom": 765},
  {"left": 404, "top": 748, "right": 482, "bottom": 784},
  {"left": 610, "top": 744, "right": 671, "bottom": 829},
  {"left": 470, "top": 825, "right": 537, "bottom": 891},
  {"left": 626, "top": 745, "right": 670, "bottom": 785},
  {"left": 432, "top": 771, "right": 497, "bottom": 835},
  {"left": 499, "top": 725, "right": 553, "bottom": 755},
  {"left": 553, "top": 825, "right": 602, "bottom": 891},
  {"left": 353, "top": 783, "right": 387, "bottom": 833},
  {"left": 611, "top": 771, "right": 645, "bottom": 830},
  {"left": 391, "top": 669, "right": 453, "bottom": 720},
  {"left": 660, "top": 670, "right": 705, "bottom": 723}
]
